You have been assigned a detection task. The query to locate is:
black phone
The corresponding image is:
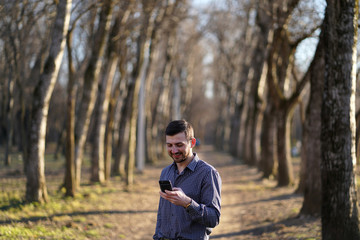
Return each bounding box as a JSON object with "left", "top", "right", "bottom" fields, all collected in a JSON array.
[{"left": 159, "top": 180, "right": 173, "bottom": 192}]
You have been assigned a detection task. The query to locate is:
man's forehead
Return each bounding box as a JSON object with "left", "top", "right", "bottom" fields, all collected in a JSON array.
[{"left": 166, "top": 132, "right": 187, "bottom": 143}]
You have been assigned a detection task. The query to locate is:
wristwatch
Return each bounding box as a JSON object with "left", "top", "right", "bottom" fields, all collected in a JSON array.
[{"left": 185, "top": 199, "right": 192, "bottom": 209}]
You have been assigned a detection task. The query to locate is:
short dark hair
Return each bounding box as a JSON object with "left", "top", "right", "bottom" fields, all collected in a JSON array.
[{"left": 165, "top": 120, "right": 194, "bottom": 140}]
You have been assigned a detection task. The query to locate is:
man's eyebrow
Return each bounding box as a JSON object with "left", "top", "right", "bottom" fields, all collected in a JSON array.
[{"left": 166, "top": 141, "right": 185, "bottom": 145}]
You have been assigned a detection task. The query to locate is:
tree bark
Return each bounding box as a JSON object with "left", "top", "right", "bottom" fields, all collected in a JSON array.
[
  {"left": 259, "top": 95, "right": 277, "bottom": 178},
  {"left": 276, "top": 105, "right": 294, "bottom": 186},
  {"left": 321, "top": 0, "right": 360, "bottom": 238},
  {"left": 3, "top": 46, "right": 15, "bottom": 166},
  {"left": 25, "top": 0, "right": 72, "bottom": 203},
  {"left": 299, "top": 23, "right": 325, "bottom": 216},
  {"left": 113, "top": 81, "right": 133, "bottom": 177},
  {"left": 64, "top": 28, "right": 76, "bottom": 197}
]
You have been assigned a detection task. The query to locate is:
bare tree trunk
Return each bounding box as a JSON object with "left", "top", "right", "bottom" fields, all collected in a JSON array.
[
  {"left": 321, "top": 0, "right": 360, "bottom": 238},
  {"left": 21, "top": 50, "right": 45, "bottom": 173},
  {"left": 137, "top": 65, "right": 147, "bottom": 172},
  {"left": 102, "top": 59, "right": 117, "bottom": 182},
  {"left": 113, "top": 82, "right": 133, "bottom": 177},
  {"left": 4, "top": 48, "right": 15, "bottom": 166},
  {"left": 295, "top": 100, "right": 306, "bottom": 194},
  {"left": 265, "top": 21, "right": 311, "bottom": 187},
  {"left": 90, "top": 59, "right": 117, "bottom": 183},
  {"left": 229, "top": 93, "right": 245, "bottom": 157},
  {"left": 54, "top": 121, "right": 65, "bottom": 160},
  {"left": 299, "top": 24, "right": 325, "bottom": 215},
  {"left": 110, "top": 14, "right": 133, "bottom": 177},
  {"left": 259, "top": 97, "right": 277, "bottom": 178},
  {"left": 276, "top": 106, "right": 294, "bottom": 186},
  {"left": 97, "top": 0, "right": 134, "bottom": 182},
  {"left": 127, "top": 7, "right": 155, "bottom": 185},
  {"left": 64, "top": 29, "right": 76, "bottom": 197},
  {"left": 144, "top": 59, "right": 159, "bottom": 164},
  {"left": 242, "top": 108, "right": 253, "bottom": 164},
  {"left": 25, "top": 0, "right": 72, "bottom": 203},
  {"left": 172, "top": 76, "right": 181, "bottom": 120},
  {"left": 142, "top": 3, "right": 169, "bottom": 166},
  {"left": 90, "top": 46, "right": 118, "bottom": 183},
  {"left": 147, "top": 33, "right": 175, "bottom": 162},
  {"left": 241, "top": 1, "right": 273, "bottom": 164},
  {"left": 74, "top": 0, "right": 113, "bottom": 187},
  {"left": 356, "top": 110, "right": 360, "bottom": 163},
  {"left": 229, "top": 38, "right": 254, "bottom": 158}
]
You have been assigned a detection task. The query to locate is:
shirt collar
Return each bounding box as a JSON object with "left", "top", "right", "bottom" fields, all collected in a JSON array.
[{"left": 186, "top": 153, "right": 199, "bottom": 172}]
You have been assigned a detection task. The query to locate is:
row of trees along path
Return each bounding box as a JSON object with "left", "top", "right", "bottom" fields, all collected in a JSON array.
[{"left": 0, "top": 0, "right": 358, "bottom": 238}]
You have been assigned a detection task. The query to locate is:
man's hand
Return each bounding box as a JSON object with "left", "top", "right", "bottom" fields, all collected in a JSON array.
[{"left": 159, "top": 187, "right": 191, "bottom": 208}]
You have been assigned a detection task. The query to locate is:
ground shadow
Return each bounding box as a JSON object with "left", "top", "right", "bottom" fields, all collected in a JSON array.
[
  {"left": 211, "top": 215, "right": 318, "bottom": 238},
  {"left": 221, "top": 193, "right": 302, "bottom": 209},
  {"left": 0, "top": 209, "right": 157, "bottom": 225}
]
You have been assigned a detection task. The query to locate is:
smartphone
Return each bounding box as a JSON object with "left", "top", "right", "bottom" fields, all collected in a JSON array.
[{"left": 159, "top": 180, "right": 173, "bottom": 192}]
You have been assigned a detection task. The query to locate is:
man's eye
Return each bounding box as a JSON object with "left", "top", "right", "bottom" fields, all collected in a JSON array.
[{"left": 176, "top": 144, "right": 183, "bottom": 147}]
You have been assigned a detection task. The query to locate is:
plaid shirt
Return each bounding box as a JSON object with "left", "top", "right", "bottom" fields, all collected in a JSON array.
[{"left": 154, "top": 153, "right": 221, "bottom": 240}]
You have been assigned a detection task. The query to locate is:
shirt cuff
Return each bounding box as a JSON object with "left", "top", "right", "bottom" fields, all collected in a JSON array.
[{"left": 185, "top": 198, "right": 200, "bottom": 215}]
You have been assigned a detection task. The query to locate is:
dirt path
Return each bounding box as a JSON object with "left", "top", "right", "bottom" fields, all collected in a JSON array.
[{"left": 104, "top": 145, "right": 321, "bottom": 239}]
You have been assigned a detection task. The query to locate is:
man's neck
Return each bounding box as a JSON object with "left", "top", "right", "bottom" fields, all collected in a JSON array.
[{"left": 176, "top": 153, "right": 194, "bottom": 174}]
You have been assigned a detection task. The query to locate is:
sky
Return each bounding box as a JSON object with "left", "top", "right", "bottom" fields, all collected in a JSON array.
[
  {"left": 192, "top": 0, "right": 211, "bottom": 7},
  {"left": 189, "top": 0, "right": 325, "bottom": 73}
]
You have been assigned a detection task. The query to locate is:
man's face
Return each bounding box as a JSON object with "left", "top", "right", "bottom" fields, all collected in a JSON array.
[{"left": 166, "top": 132, "right": 193, "bottom": 163}]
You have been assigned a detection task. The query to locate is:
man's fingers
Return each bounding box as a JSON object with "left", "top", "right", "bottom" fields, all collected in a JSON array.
[{"left": 165, "top": 190, "right": 176, "bottom": 195}]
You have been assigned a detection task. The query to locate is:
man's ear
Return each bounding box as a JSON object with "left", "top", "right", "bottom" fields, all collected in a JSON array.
[{"left": 191, "top": 138, "right": 196, "bottom": 148}]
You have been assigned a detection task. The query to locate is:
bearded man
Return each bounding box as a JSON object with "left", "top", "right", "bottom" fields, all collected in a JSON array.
[{"left": 153, "top": 120, "right": 222, "bottom": 240}]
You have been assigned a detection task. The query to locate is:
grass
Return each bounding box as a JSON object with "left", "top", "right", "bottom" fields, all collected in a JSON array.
[
  {"left": 0, "top": 151, "right": 127, "bottom": 240},
  {"left": 0, "top": 225, "right": 80, "bottom": 240}
]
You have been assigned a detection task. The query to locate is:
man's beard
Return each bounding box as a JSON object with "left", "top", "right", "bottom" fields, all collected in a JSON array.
[{"left": 171, "top": 150, "right": 190, "bottom": 163}]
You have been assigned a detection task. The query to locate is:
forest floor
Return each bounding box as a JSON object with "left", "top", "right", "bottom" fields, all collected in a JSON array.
[{"left": 0, "top": 145, "right": 321, "bottom": 240}]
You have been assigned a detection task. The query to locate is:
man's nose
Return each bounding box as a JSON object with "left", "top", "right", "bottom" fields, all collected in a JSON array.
[{"left": 171, "top": 146, "right": 179, "bottom": 152}]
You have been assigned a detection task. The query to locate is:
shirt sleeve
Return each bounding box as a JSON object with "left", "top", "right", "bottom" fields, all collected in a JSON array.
[{"left": 185, "top": 168, "right": 221, "bottom": 228}]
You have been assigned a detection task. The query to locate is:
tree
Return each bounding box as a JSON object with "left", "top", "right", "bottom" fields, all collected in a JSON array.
[
  {"left": 0, "top": 1, "right": 52, "bottom": 169},
  {"left": 74, "top": 0, "right": 113, "bottom": 186},
  {"left": 299, "top": 22, "right": 325, "bottom": 216},
  {"left": 207, "top": 4, "right": 244, "bottom": 152},
  {"left": 242, "top": 0, "right": 272, "bottom": 166},
  {"left": 101, "top": 0, "right": 134, "bottom": 181},
  {"left": 127, "top": 0, "right": 158, "bottom": 186},
  {"left": 64, "top": 25, "right": 77, "bottom": 197},
  {"left": 63, "top": 1, "right": 95, "bottom": 196},
  {"left": 257, "top": 0, "right": 301, "bottom": 181},
  {"left": 321, "top": 0, "right": 360, "bottom": 238},
  {"left": 25, "top": 0, "right": 72, "bottom": 202}
]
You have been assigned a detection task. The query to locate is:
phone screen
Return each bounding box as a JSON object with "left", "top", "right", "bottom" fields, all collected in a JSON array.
[{"left": 159, "top": 180, "right": 173, "bottom": 192}]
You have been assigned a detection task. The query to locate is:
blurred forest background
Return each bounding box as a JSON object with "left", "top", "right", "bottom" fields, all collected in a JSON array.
[{"left": 1, "top": 0, "right": 360, "bottom": 238}]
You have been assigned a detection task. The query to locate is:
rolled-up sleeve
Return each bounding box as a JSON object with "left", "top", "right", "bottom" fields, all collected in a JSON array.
[{"left": 185, "top": 169, "right": 221, "bottom": 227}]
